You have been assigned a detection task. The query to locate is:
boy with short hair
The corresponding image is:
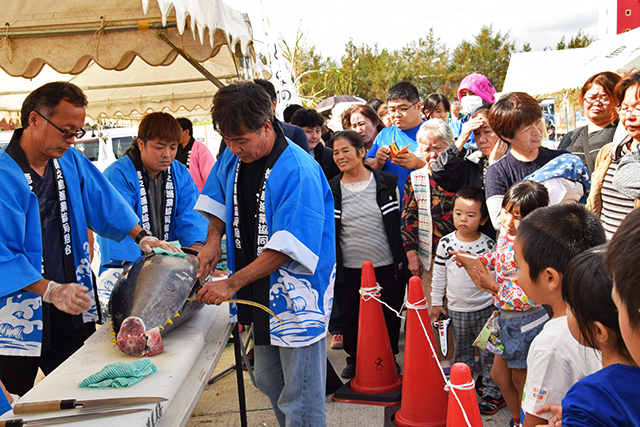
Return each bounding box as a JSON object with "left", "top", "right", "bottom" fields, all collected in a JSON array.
[
  {"left": 431, "top": 186, "right": 503, "bottom": 412},
  {"left": 514, "top": 203, "right": 606, "bottom": 427}
]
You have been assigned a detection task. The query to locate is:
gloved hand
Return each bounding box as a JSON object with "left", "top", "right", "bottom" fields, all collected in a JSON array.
[
  {"left": 42, "top": 281, "right": 92, "bottom": 315},
  {"left": 137, "top": 235, "right": 181, "bottom": 254}
]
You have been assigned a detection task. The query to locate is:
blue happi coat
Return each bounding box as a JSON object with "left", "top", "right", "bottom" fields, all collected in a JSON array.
[
  {"left": 97, "top": 157, "right": 208, "bottom": 266},
  {"left": 0, "top": 143, "right": 138, "bottom": 356},
  {"left": 195, "top": 140, "right": 336, "bottom": 347}
]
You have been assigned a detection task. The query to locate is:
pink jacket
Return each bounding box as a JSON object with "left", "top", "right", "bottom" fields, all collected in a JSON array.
[{"left": 189, "top": 140, "right": 215, "bottom": 192}]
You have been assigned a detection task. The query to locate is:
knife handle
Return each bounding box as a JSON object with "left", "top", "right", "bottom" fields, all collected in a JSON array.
[
  {"left": 13, "top": 400, "right": 76, "bottom": 414},
  {"left": 0, "top": 420, "right": 24, "bottom": 427}
]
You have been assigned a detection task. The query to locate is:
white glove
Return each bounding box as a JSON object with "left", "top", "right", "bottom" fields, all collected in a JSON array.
[
  {"left": 42, "top": 281, "right": 92, "bottom": 315},
  {"left": 137, "top": 235, "right": 159, "bottom": 253}
]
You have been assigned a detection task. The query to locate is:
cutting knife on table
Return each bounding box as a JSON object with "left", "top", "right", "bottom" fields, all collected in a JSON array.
[
  {"left": 433, "top": 314, "right": 451, "bottom": 359},
  {"left": 0, "top": 407, "right": 151, "bottom": 426},
  {"left": 13, "top": 397, "right": 166, "bottom": 414}
]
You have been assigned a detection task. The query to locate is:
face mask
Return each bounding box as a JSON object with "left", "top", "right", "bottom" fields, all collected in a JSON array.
[{"left": 461, "top": 95, "right": 483, "bottom": 115}]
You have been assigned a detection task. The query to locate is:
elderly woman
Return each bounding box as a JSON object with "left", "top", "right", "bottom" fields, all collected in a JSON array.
[
  {"left": 330, "top": 130, "right": 407, "bottom": 379},
  {"left": 401, "top": 119, "right": 456, "bottom": 309},
  {"left": 485, "top": 92, "right": 568, "bottom": 229},
  {"left": 589, "top": 71, "right": 640, "bottom": 240},
  {"left": 559, "top": 72, "right": 621, "bottom": 173}
]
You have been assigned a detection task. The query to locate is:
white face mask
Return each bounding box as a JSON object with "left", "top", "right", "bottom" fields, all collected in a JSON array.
[{"left": 461, "top": 95, "right": 483, "bottom": 115}]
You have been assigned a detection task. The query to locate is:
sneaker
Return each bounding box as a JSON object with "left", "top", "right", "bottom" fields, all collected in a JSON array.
[
  {"left": 341, "top": 363, "right": 356, "bottom": 379},
  {"left": 479, "top": 395, "right": 506, "bottom": 415},
  {"left": 242, "top": 348, "right": 254, "bottom": 371},
  {"left": 330, "top": 334, "right": 343, "bottom": 349}
]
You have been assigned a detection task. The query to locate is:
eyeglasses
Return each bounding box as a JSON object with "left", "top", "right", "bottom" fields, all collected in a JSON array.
[
  {"left": 615, "top": 105, "right": 640, "bottom": 117},
  {"left": 387, "top": 101, "right": 418, "bottom": 116},
  {"left": 35, "top": 111, "right": 86, "bottom": 139},
  {"left": 583, "top": 95, "right": 611, "bottom": 106}
]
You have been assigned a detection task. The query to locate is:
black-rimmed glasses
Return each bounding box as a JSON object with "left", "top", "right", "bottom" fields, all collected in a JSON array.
[{"left": 35, "top": 111, "right": 86, "bottom": 139}]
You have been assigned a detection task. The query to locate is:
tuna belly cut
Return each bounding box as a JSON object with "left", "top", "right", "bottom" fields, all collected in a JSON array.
[{"left": 116, "top": 316, "right": 165, "bottom": 356}]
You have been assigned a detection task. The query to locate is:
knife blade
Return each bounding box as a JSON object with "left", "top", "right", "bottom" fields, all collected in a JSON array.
[
  {"left": 0, "top": 407, "right": 151, "bottom": 427},
  {"left": 13, "top": 397, "right": 166, "bottom": 415}
]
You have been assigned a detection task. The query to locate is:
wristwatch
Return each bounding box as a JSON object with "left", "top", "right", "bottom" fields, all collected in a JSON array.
[{"left": 134, "top": 229, "right": 152, "bottom": 245}]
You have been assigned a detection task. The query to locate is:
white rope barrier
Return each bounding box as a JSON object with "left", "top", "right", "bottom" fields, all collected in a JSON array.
[{"left": 360, "top": 282, "right": 475, "bottom": 427}]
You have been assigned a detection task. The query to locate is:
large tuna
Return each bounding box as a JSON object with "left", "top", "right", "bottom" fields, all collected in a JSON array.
[{"left": 109, "top": 250, "right": 204, "bottom": 356}]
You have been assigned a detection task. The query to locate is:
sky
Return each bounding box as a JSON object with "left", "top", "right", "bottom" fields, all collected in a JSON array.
[{"left": 232, "top": 0, "right": 602, "bottom": 61}]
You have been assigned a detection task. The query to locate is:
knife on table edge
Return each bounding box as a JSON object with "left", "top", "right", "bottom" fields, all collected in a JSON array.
[
  {"left": 0, "top": 407, "right": 151, "bottom": 427},
  {"left": 13, "top": 397, "right": 167, "bottom": 414}
]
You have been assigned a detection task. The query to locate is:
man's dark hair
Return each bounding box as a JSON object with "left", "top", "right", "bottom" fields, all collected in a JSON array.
[
  {"left": 21, "top": 82, "right": 88, "bottom": 128},
  {"left": 253, "top": 79, "right": 277, "bottom": 103},
  {"left": 452, "top": 186, "right": 488, "bottom": 219},
  {"left": 517, "top": 203, "right": 606, "bottom": 281},
  {"left": 606, "top": 208, "right": 640, "bottom": 328},
  {"left": 283, "top": 104, "right": 304, "bottom": 123},
  {"left": 138, "top": 112, "right": 182, "bottom": 144},
  {"left": 386, "top": 81, "right": 420, "bottom": 103},
  {"left": 211, "top": 82, "right": 273, "bottom": 136},
  {"left": 290, "top": 108, "right": 325, "bottom": 128},
  {"left": 367, "top": 98, "right": 384, "bottom": 112},
  {"left": 488, "top": 92, "right": 542, "bottom": 141},
  {"left": 176, "top": 117, "right": 193, "bottom": 137}
]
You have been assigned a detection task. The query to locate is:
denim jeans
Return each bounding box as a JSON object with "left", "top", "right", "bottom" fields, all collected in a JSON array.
[{"left": 254, "top": 338, "right": 327, "bottom": 427}]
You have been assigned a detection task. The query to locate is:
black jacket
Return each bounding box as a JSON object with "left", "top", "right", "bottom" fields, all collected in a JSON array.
[
  {"left": 430, "top": 143, "right": 487, "bottom": 192},
  {"left": 329, "top": 166, "right": 408, "bottom": 285},
  {"left": 314, "top": 143, "right": 340, "bottom": 181}
]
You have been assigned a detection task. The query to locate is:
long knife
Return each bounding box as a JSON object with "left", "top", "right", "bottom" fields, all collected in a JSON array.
[
  {"left": 0, "top": 407, "right": 151, "bottom": 426},
  {"left": 13, "top": 397, "right": 166, "bottom": 415}
]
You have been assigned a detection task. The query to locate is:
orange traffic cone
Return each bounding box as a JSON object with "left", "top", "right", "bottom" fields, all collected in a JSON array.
[
  {"left": 332, "top": 260, "right": 402, "bottom": 406},
  {"left": 446, "top": 363, "right": 482, "bottom": 427},
  {"left": 393, "top": 276, "right": 447, "bottom": 427}
]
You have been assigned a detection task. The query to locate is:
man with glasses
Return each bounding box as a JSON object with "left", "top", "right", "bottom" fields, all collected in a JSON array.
[
  {"left": 0, "top": 82, "right": 176, "bottom": 395},
  {"left": 194, "top": 81, "right": 335, "bottom": 426},
  {"left": 365, "top": 81, "right": 427, "bottom": 197}
]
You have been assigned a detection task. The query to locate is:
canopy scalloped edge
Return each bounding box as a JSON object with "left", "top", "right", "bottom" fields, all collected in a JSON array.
[{"left": 142, "top": 0, "right": 253, "bottom": 56}]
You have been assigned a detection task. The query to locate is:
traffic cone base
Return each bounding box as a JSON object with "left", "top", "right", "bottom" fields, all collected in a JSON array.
[
  {"left": 332, "top": 378, "right": 402, "bottom": 406},
  {"left": 335, "top": 260, "right": 403, "bottom": 405}
]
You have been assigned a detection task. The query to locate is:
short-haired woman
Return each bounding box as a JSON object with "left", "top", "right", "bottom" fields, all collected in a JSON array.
[{"left": 485, "top": 92, "right": 568, "bottom": 229}]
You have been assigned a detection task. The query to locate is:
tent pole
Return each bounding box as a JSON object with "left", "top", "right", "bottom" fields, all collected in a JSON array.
[{"left": 156, "top": 29, "right": 225, "bottom": 89}]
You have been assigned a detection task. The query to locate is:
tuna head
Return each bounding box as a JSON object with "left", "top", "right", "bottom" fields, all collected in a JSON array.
[{"left": 109, "top": 250, "right": 204, "bottom": 356}]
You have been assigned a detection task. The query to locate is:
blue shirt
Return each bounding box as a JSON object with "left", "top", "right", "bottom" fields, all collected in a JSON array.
[
  {"left": 366, "top": 122, "right": 424, "bottom": 197},
  {"left": 562, "top": 364, "right": 640, "bottom": 427}
]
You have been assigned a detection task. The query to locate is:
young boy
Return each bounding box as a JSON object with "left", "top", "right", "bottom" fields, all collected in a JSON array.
[
  {"left": 431, "top": 186, "right": 504, "bottom": 412},
  {"left": 514, "top": 203, "right": 606, "bottom": 427}
]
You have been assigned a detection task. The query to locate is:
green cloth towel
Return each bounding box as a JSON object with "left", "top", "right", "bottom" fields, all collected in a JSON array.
[
  {"left": 78, "top": 359, "right": 157, "bottom": 389},
  {"left": 152, "top": 241, "right": 186, "bottom": 258}
]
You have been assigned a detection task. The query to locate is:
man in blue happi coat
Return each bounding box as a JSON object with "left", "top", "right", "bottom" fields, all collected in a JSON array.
[
  {"left": 96, "top": 112, "right": 208, "bottom": 317},
  {"left": 194, "top": 82, "right": 336, "bottom": 427},
  {"left": 0, "top": 82, "right": 177, "bottom": 395}
]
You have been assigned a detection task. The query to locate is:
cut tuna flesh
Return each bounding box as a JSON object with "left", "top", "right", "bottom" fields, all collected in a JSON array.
[{"left": 116, "top": 316, "right": 164, "bottom": 357}]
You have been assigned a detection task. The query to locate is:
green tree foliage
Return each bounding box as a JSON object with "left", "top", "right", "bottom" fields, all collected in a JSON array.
[
  {"left": 556, "top": 29, "right": 594, "bottom": 50},
  {"left": 279, "top": 25, "right": 545, "bottom": 105},
  {"left": 449, "top": 25, "right": 514, "bottom": 93}
]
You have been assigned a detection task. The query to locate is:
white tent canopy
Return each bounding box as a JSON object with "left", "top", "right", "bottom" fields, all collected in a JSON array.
[
  {"left": 1, "top": 0, "right": 254, "bottom": 79},
  {"left": 503, "top": 27, "right": 640, "bottom": 97},
  {"left": 0, "top": 0, "right": 270, "bottom": 121}
]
